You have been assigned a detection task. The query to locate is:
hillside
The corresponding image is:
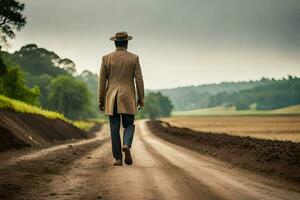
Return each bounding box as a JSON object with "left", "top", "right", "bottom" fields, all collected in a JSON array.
[
  {"left": 208, "top": 77, "right": 300, "bottom": 110},
  {"left": 157, "top": 77, "right": 300, "bottom": 111},
  {"left": 156, "top": 79, "right": 271, "bottom": 111}
]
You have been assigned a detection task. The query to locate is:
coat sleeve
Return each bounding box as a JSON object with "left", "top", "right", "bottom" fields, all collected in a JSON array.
[
  {"left": 98, "top": 57, "right": 108, "bottom": 104},
  {"left": 134, "top": 56, "right": 144, "bottom": 101}
]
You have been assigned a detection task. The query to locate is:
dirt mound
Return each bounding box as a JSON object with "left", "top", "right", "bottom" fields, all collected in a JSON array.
[
  {"left": 0, "top": 127, "right": 30, "bottom": 151},
  {"left": 147, "top": 120, "right": 300, "bottom": 185},
  {"left": 0, "top": 109, "right": 90, "bottom": 151}
]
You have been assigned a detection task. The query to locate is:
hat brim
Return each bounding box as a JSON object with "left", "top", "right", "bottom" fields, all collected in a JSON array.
[{"left": 110, "top": 35, "right": 133, "bottom": 41}]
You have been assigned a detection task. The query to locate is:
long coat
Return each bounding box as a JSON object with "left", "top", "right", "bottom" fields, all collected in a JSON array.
[{"left": 98, "top": 47, "right": 145, "bottom": 116}]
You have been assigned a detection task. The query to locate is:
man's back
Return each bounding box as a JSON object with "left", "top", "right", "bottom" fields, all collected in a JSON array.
[
  {"left": 103, "top": 47, "right": 138, "bottom": 86},
  {"left": 99, "top": 46, "right": 144, "bottom": 116}
]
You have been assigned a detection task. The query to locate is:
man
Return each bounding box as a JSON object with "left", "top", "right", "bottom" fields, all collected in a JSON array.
[{"left": 98, "top": 31, "right": 145, "bottom": 166}]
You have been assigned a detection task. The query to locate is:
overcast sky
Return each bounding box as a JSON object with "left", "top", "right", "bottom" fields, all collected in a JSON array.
[{"left": 10, "top": 0, "right": 300, "bottom": 89}]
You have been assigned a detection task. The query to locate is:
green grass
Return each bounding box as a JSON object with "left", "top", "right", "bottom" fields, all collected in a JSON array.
[
  {"left": 0, "top": 95, "right": 105, "bottom": 132},
  {"left": 73, "top": 119, "right": 106, "bottom": 132},
  {"left": 172, "top": 105, "right": 300, "bottom": 116},
  {"left": 0, "top": 95, "right": 69, "bottom": 121},
  {"left": 73, "top": 121, "right": 96, "bottom": 132}
]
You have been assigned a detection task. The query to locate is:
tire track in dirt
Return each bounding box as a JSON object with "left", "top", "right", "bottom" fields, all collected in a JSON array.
[
  {"left": 140, "top": 120, "right": 300, "bottom": 200},
  {"left": 38, "top": 142, "right": 111, "bottom": 200},
  {"left": 139, "top": 126, "right": 222, "bottom": 200},
  {"left": 84, "top": 121, "right": 221, "bottom": 200},
  {"left": 0, "top": 125, "right": 110, "bottom": 200}
]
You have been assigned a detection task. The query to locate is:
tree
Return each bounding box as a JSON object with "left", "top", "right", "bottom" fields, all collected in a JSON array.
[
  {"left": 139, "top": 92, "right": 173, "bottom": 120},
  {"left": 12, "top": 44, "right": 68, "bottom": 76},
  {"left": 77, "top": 70, "right": 99, "bottom": 118},
  {"left": 0, "top": 64, "right": 40, "bottom": 105},
  {"left": 59, "top": 58, "right": 76, "bottom": 75},
  {"left": 0, "top": 54, "right": 7, "bottom": 75},
  {"left": 36, "top": 73, "right": 52, "bottom": 107},
  {"left": 48, "top": 75, "right": 91, "bottom": 119},
  {"left": 0, "top": 0, "right": 26, "bottom": 44},
  {"left": 140, "top": 93, "right": 161, "bottom": 120},
  {"left": 154, "top": 92, "right": 173, "bottom": 117}
]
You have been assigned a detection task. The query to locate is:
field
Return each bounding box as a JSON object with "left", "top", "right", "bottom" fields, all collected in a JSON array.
[
  {"left": 172, "top": 105, "right": 300, "bottom": 116},
  {"left": 161, "top": 116, "right": 300, "bottom": 142}
]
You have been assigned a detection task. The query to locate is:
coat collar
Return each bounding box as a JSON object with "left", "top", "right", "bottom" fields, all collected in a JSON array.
[{"left": 116, "top": 47, "right": 127, "bottom": 51}]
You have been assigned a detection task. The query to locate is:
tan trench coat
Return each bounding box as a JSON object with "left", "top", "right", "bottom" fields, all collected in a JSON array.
[{"left": 98, "top": 47, "right": 144, "bottom": 116}]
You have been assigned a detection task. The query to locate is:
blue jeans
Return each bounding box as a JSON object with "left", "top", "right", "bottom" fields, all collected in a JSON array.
[{"left": 109, "top": 100, "right": 135, "bottom": 160}]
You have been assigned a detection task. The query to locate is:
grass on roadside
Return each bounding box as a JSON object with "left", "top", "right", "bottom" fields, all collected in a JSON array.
[
  {"left": 73, "top": 121, "right": 96, "bottom": 132},
  {"left": 0, "top": 95, "right": 105, "bottom": 132},
  {"left": 0, "top": 95, "right": 68, "bottom": 121}
]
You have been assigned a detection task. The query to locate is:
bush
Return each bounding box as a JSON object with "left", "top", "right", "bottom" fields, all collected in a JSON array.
[
  {"left": 48, "top": 75, "right": 91, "bottom": 120},
  {"left": 0, "top": 56, "right": 40, "bottom": 106},
  {"left": 139, "top": 92, "right": 173, "bottom": 120}
]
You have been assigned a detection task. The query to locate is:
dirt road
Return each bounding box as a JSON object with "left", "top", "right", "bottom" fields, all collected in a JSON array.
[{"left": 0, "top": 120, "right": 299, "bottom": 200}]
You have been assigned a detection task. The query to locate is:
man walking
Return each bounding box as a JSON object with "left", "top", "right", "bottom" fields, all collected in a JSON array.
[{"left": 98, "top": 31, "right": 145, "bottom": 166}]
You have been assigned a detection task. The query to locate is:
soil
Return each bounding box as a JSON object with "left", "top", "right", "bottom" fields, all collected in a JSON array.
[
  {"left": 0, "top": 121, "right": 299, "bottom": 199},
  {"left": 0, "top": 127, "right": 30, "bottom": 151},
  {"left": 0, "top": 135, "right": 109, "bottom": 199},
  {"left": 0, "top": 109, "right": 94, "bottom": 151},
  {"left": 147, "top": 120, "right": 300, "bottom": 186}
]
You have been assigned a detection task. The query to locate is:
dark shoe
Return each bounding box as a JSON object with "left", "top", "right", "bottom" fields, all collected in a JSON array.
[
  {"left": 113, "top": 159, "right": 123, "bottom": 166},
  {"left": 122, "top": 145, "right": 133, "bottom": 165}
]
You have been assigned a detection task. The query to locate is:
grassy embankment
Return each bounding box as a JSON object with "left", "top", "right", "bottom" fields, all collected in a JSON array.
[
  {"left": 172, "top": 105, "right": 300, "bottom": 116},
  {"left": 0, "top": 95, "right": 103, "bottom": 132}
]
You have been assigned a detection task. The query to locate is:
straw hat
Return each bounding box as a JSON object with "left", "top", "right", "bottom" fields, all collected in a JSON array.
[{"left": 110, "top": 31, "right": 133, "bottom": 41}]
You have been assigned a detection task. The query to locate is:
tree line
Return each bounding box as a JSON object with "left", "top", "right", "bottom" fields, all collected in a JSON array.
[
  {"left": 158, "top": 79, "right": 271, "bottom": 111},
  {"left": 208, "top": 76, "right": 300, "bottom": 110},
  {"left": 0, "top": 44, "right": 102, "bottom": 119},
  {"left": 158, "top": 77, "right": 300, "bottom": 111},
  {"left": 0, "top": 46, "right": 96, "bottom": 120}
]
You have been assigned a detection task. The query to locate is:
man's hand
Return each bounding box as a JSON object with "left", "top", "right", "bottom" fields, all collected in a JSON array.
[
  {"left": 99, "top": 102, "right": 105, "bottom": 111},
  {"left": 137, "top": 99, "right": 144, "bottom": 110}
]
